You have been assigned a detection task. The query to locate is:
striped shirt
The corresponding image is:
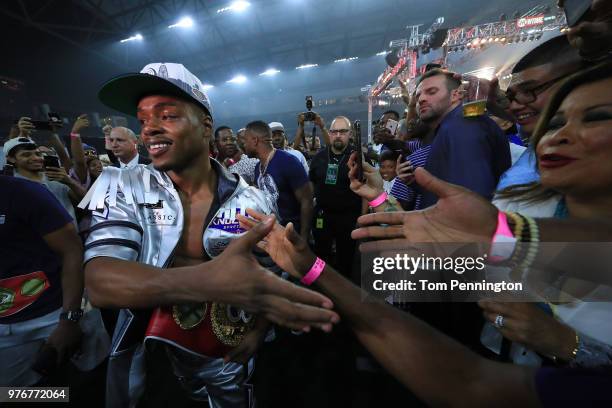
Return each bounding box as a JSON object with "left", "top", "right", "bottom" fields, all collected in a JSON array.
[
  {"left": 228, "top": 154, "right": 259, "bottom": 185},
  {"left": 390, "top": 140, "right": 431, "bottom": 210}
]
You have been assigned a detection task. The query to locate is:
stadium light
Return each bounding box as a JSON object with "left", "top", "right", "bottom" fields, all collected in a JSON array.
[
  {"left": 120, "top": 34, "right": 143, "bottom": 43},
  {"left": 259, "top": 68, "right": 281, "bottom": 76},
  {"left": 218, "top": 1, "right": 251, "bottom": 13},
  {"left": 227, "top": 75, "right": 247, "bottom": 84},
  {"left": 334, "top": 57, "right": 358, "bottom": 63},
  {"left": 376, "top": 51, "right": 387, "bottom": 56},
  {"left": 296, "top": 64, "right": 318, "bottom": 70},
  {"left": 169, "top": 17, "right": 194, "bottom": 29},
  {"left": 202, "top": 84, "right": 215, "bottom": 90}
]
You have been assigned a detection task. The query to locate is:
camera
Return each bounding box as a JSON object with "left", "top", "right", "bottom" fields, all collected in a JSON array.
[
  {"left": 302, "top": 96, "right": 316, "bottom": 122},
  {"left": 305, "top": 95, "right": 313, "bottom": 110},
  {"left": 48, "top": 112, "right": 63, "bottom": 127}
]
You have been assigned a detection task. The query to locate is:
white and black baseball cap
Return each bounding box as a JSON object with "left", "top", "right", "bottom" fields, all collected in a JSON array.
[
  {"left": 98, "top": 62, "right": 212, "bottom": 117},
  {"left": 268, "top": 122, "right": 285, "bottom": 132},
  {"left": 3, "top": 137, "right": 37, "bottom": 156}
]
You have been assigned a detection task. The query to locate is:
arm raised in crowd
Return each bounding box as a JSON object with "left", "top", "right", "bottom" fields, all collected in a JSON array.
[
  {"left": 294, "top": 181, "right": 313, "bottom": 240},
  {"left": 69, "top": 114, "right": 90, "bottom": 184},
  {"left": 314, "top": 113, "right": 330, "bottom": 147},
  {"left": 237, "top": 210, "right": 540, "bottom": 407},
  {"left": 292, "top": 113, "right": 306, "bottom": 150},
  {"left": 292, "top": 113, "right": 330, "bottom": 149},
  {"left": 47, "top": 129, "right": 72, "bottom": 174}
]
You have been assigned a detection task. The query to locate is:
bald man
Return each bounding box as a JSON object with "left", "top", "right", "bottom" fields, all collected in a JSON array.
[
  {"left": 308, "top": 115, "right": 361, "bottom": 279},
  {"left": 108, "top": 127, "right": 151, "bottom": 168}
]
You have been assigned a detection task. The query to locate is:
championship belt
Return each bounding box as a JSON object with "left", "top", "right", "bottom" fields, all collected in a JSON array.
[
  {"left": 145, "top": 302, "right": 255, "bottom": 357},
  {"left": 0, "top": 271, "right": 50, "bottom": 318},
  {"left": 144, "top": 182, "right": 266, "bottom": 357}
]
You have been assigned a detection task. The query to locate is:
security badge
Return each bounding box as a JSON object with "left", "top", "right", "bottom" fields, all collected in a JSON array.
[{"left": 325, "top": 163, "right": 339, "bottom": 185}]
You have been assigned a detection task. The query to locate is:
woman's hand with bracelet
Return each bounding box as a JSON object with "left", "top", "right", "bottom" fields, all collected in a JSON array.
[
  {"left": 237, "top": 209, "right": 316, "bottom": 279},
  {"left": 478, "top": 300, "right": 578, "bottom": 362}
]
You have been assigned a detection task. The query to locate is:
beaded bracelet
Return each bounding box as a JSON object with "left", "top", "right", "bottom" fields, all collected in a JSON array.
[
  {"left": 508, "top": 214, "right": 540, "bottom": 278},
  {"left": 505, "top": 212, "right": 524, "bottom": 240}
]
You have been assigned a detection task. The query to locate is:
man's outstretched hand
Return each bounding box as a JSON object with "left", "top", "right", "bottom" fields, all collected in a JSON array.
[
  {"left": 207, "top": 216, "right": 338, "bottom": 332},
  {"left": 352, "top": 167, "right": 498, "bottom": 248},
  {"left": 237, "top": 209, "right": 316, "bottom": 280}
]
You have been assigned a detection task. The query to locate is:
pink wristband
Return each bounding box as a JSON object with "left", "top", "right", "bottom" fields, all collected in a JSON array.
[
  {"left": 368, "top": 191, "right": 388, "bottom": 208},
  {"left": 70, "top": 132, "right": 80, "bottom": 138},
  {"left": 489, "top": 211, "right": 517, "bottom": 262},
  {"left": 301, "top": 257, "right": 326, "bottom": 286}
]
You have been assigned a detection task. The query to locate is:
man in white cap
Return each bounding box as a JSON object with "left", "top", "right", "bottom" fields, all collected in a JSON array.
[
  {"left": 81, "top": 62, "right": 339, "bottom": 407},
  {"left": 3, "top": 136, "right": 85, "bottom": 224},
  {"left": 269, "top": 121, "right": 309, "bottom": 173}
]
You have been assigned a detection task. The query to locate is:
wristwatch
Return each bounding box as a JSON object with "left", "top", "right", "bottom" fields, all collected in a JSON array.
[{"left": 60, "top": 309, "right": 84, "bottom": 323}]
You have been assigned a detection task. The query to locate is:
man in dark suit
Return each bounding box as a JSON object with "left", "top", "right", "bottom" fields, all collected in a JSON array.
[{"left": 106, "top": 126, "right": 151, "bottom": 168}]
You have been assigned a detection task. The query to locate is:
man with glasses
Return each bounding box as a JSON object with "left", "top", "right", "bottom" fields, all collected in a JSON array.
[
  {"left": 496, "top": 35, "right": 584, "bottom": 190},
  {"left": 309, "top": 116, "right": 361, "bottom": 279}
]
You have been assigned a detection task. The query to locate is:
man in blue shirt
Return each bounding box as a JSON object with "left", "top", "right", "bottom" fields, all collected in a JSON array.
[
  {"left": 414, "top": 68, "right": 511, "bottom": 208},
  {"left": 243, "top": 120, "right": 313, "bottom": 240},
  {"left": 0, "top": 176, "right": 84, "bottom": 385},
  {"left": 397, "top": 69, "right": 511, "bottom": 351}
]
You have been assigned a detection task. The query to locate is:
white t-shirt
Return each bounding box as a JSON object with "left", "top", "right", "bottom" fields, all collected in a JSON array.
[
  {"left": 285, "top": 148, "right": 309, "bottom": 173},
  {"left": 14, "top": 172, "right": 77, "bottom": 227}
]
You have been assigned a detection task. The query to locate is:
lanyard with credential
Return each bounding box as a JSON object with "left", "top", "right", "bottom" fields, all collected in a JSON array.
[{"left": 325, "top": 148, "right": 347, "bottom": 185}]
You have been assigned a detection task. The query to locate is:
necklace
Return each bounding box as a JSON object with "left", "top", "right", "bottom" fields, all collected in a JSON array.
[
  {"left": 327, "top": 146, "right": 348, "bottom": 166},
  {"left": 260, "top": 148, "right": 276, "bottom": 176}
]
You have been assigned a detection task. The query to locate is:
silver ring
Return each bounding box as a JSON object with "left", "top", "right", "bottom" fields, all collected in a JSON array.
[{"left": 494, "top": 314, "right": 504, "bottom": 329}]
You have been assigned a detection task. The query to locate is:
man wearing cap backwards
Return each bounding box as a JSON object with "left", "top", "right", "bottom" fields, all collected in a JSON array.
[
  {"left": 269, "top": 121, "right": 309, "bottom": 173},
  {"left": 80, "top": 62, "right": 339, "bottom": 408}
]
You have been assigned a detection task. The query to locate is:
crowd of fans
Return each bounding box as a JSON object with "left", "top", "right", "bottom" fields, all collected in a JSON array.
[{"left": 1, "top": 1, "right": 612, "bottom": 406}]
